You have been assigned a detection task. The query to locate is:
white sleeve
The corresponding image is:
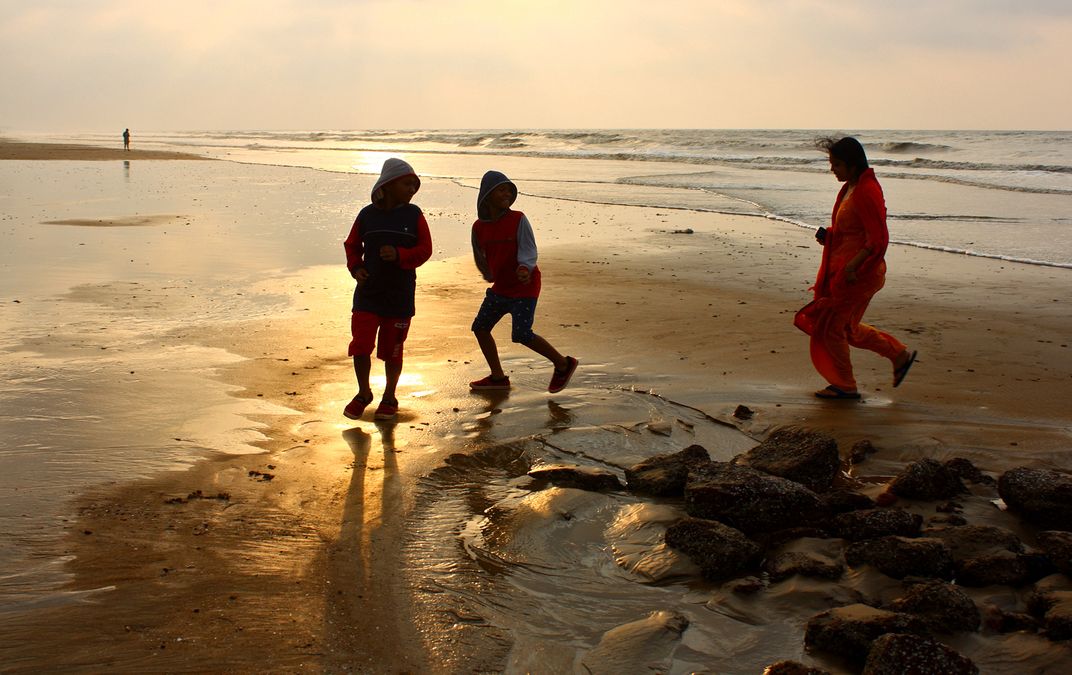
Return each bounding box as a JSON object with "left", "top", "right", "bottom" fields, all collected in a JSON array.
[{"left": 516, "top": 214, "right": 538, "bottom": 269}]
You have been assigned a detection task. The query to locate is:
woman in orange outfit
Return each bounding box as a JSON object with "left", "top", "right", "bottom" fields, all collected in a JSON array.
[{"left": 795, "top": 137, "right": 916, "bottom": 399}]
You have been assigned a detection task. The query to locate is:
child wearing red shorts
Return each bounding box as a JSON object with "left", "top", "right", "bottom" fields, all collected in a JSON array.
[{"left": 343, "top": 159, "right": 432, "bottom": 421}]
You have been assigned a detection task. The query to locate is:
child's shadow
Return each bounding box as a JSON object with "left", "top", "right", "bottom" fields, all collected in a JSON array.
[{"left": 338, "top": 425, "right": 402, "bottom": 579}]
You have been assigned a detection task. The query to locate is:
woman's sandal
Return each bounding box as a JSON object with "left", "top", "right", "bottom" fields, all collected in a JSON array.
[
  {"left": 893, "top": 350, "right": 918, "bottom": 387},
  {"left": 814, "top": 385, "right": 862, "bottom": 400}
]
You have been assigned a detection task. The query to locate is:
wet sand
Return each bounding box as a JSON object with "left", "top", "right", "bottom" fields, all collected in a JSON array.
[
  {"left": 0, "top": 138, "right": 208, "bottom": 161},
  {"left": 1, "top": 142, "right": 1070, "bottom": 672}
]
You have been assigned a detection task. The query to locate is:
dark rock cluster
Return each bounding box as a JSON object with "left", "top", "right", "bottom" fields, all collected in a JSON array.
[
  {"left": 611, "top": 426, "right": 1071, "bottom": 671},
  {"left": 527, "top": 426, "right": 1072, "bottom": 671}
]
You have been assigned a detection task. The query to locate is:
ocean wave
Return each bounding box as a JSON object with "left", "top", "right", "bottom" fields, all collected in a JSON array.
[
  {"left": 879, "top": 170, "right": 1072, "bottom": 196},
  {"left": 172, "top": 137, "right": 1071, "bottom": 197},
  {"left": 876, "top": 157, "right": 1072, "bottom": 175},
  {"left": 781, "top": 220, "right": 1072, "bottom": 269},
  {"left": 893, "top": 241, "right": 1072, "bottom": 269},
  {"left": 544, "top": 131, "right": 632, "bottom": 145},
  {"left": 486, "top": 135, "right": 528, "bottom": 149},
  {"left": 888, "top": 213, "right": 1022, "bottom": 223},
  {"left": 877, "top": 141, "right": 953, "bottom": 153}
]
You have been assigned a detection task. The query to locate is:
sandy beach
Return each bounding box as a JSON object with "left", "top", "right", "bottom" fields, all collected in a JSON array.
[{"left": 1, "top": 139, "right": 1070, "bottom": 672}]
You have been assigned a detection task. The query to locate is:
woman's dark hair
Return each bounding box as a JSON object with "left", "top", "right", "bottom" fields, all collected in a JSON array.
[{"left": 817, "top": 136, "right": 868, "bottom": 172}]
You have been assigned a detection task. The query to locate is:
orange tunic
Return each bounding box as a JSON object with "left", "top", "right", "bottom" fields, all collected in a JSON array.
[{"left": 794, "top": 169, "right": 905, "bottom": 390}]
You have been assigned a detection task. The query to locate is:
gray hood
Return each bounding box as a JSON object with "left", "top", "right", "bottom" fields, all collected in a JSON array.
[{"left": 477, "top": 170, "right": 517, "bottom": 220}]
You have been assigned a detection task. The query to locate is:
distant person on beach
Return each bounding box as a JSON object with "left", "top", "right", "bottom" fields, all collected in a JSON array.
[
  {"left": 122, "top": 128, "right": 130, "bottom": 151},
  {"left": 469, "top": 170, "right": 578, "bottom": 393},
  {"left": 794, "top": 137, "right": 916, "bottom": 399},
  {"left": 342, "top": 158, "right": 432, "bottom": 421}
]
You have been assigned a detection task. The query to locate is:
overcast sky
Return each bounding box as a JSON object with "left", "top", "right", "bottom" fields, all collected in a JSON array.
[{"left": 2, "top": 0, "right": 1069, "bottom": 132}]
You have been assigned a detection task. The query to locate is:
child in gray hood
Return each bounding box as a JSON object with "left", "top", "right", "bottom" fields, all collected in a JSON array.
[{"left": 469, "top": 170, "right": 577, "bottom": 393}]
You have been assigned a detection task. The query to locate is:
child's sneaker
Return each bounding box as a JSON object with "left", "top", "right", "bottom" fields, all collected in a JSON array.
[
  {"left": 343, "top": 393, "right": 373, "bottom": 420},
  {"left": 469, "top": 375, "right": 511, "bottom": 391},
  {"left": 548, "top": 356, "right": 578, "bottom": 393},
  {"left": 374, "top": 398, "right": 398, "bottom": 421}
]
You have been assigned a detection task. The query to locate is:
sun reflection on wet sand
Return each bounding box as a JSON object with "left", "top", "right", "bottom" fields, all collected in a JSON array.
[{"left": 351, "top": 151, "right": 403, "bottom": 176}]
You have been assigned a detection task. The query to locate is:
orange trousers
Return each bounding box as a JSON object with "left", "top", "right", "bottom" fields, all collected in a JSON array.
[{"left": 806, "top": 279, "right": 905, "bottom": 390}]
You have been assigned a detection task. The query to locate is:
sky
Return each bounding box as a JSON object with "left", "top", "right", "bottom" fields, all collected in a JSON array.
[{"left": 1, "top": 0, "right": 1070, "bottom": 132}]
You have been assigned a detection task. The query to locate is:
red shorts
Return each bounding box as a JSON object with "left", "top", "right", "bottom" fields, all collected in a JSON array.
[{"left": 348, "top": 312, "right": 411, "bottom": 363}]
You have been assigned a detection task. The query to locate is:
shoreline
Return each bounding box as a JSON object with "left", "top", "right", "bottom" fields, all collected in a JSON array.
[{"left": 1, "top": 146, "right": 1070, "bottom": 671}]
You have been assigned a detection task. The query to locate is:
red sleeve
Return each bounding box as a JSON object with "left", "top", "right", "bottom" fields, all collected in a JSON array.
[
  {"left": 343, "top": 216, "right": 364, "bottom": 272},
  {"left": 396, "top": 213, "right": 433, "bottom": 270}
]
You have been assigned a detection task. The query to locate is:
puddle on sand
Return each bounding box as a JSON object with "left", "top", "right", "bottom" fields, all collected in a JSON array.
[{"left": 397, "top": 388, "right": 828, "bottom": 674}]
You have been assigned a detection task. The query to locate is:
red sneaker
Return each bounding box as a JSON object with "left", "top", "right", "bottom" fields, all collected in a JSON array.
[
  {"left": 374, "top": 398, "right": 398, "bottom": 421},
  {"left": 469, "top": 375, "right": 511, "bottom": 391},
  {"left": 343, "top": 394, "right": 373, "bottom": 420},
  {"left": 548, "top": 356, "right": 578, "bottom": 393}
]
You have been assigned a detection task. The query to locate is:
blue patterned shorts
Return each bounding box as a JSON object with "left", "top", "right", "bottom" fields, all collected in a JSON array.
[{"left": 471, "top": 290, "right": 538, "bottom": 343}]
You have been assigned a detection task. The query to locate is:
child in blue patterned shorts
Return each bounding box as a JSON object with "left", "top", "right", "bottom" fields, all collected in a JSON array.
[{"left": 469, "top": 170, "right": 577, "bottom": 393}]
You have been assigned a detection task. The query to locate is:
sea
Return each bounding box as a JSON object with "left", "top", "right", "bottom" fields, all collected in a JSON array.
[{"left": 28, "top": 127, "right": 1072, "bottom": 268}]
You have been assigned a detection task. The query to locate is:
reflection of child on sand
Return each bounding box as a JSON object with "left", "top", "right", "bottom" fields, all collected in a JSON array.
[
  {"left": 469, "top": 170, "right": 577, "bottom": 393},
  {"left": 342, "top": 159, "right": 432, "bottom": 421}
]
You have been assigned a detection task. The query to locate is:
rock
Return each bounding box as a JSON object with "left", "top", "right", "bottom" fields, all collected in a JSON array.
[
  {"left": 845, "top": 536, "right": 954, "bottom": 580},
  {"left": 1034, "top": 573, "right": 1072, "bottom": 594},
  {"left": 1037, "top": 531, "right": 1072, "bottom": 575},
  {"left": 834, "top": 507, "right": 922, "bottom": 542},
  {"left": 998, "top": 467, "right": 1072, "bottom": 530},
  {"left": 862, "top": 633, "right": 979, "bottom": 675},
  {"left": 888, "top": 458, "right": 967, "bottom": 500},
  {"left": 944, "top": 457, "right": 996, "bottom": 486},
  {"left": 606, "top": 503, "right": 703, "bottom": 583},
  {"left": 724, "top": 576, "right": 765, "bottom": 595},
  {"left": 955, "top": 550, "right": 1031, "bottom": 587},
  {"left": 1023, "top": 551, "right": 1058, "bottom": 582},
  {"left": 935, "top": 500, "right": 962, "bottom": 513},
  {"left": 646, "top": 419, "right": 673, "bottom": 436},
  {"left": 1027, "top": 589, "right": 1072, "bottom": 641},
  {"left": 920, "top": 525, "right": 1031, "bottom": 586},
  {"left": 804, "top": 604, "right": 929, "bottom": 663},
  {"left": 663, "top": 517, "right": 761, "bottom": 581},
  {"left": 980, "top": 604, "right": 1041, "bottom": 634},
  {"left": 764, "top": 538, "right": 845, "bottom": 582},
  {"left": 762, "top": 660, "right": 830, "bottom": 675},
  {"left": 874, "top": 491, "right": 898, "bottom": 507},
  {"left": 684, "top": 463, "right": 828, "bottom": 535},
  {"left": 580, "top": 609, "right": 689, "bottom": 675},
  {"left": 734, "top": 427, "right": 840, "bottom": 493},
  {"left": 625, "top": 444, "right": 711, "bottom": 497},
  {"left": 921, "top": 524, "right": 1024, "bottom": 559},
  {"left": 527, "top": 464, "right": 623, "bottom": 492},
  {"left": 849, "top": 439, "right": 877, "bottom": 465},
  {"left": 887, "top": 580, "right": 980, "bottom": 632},
  {"left": 928, "top": 514, "right": 969, "bottom": 527},
  {"left": 821, "top": 489, "right": 876, "bottom": 514},
  {"left": 732, "top": 404, "right": 754, "bottom": 420}
]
